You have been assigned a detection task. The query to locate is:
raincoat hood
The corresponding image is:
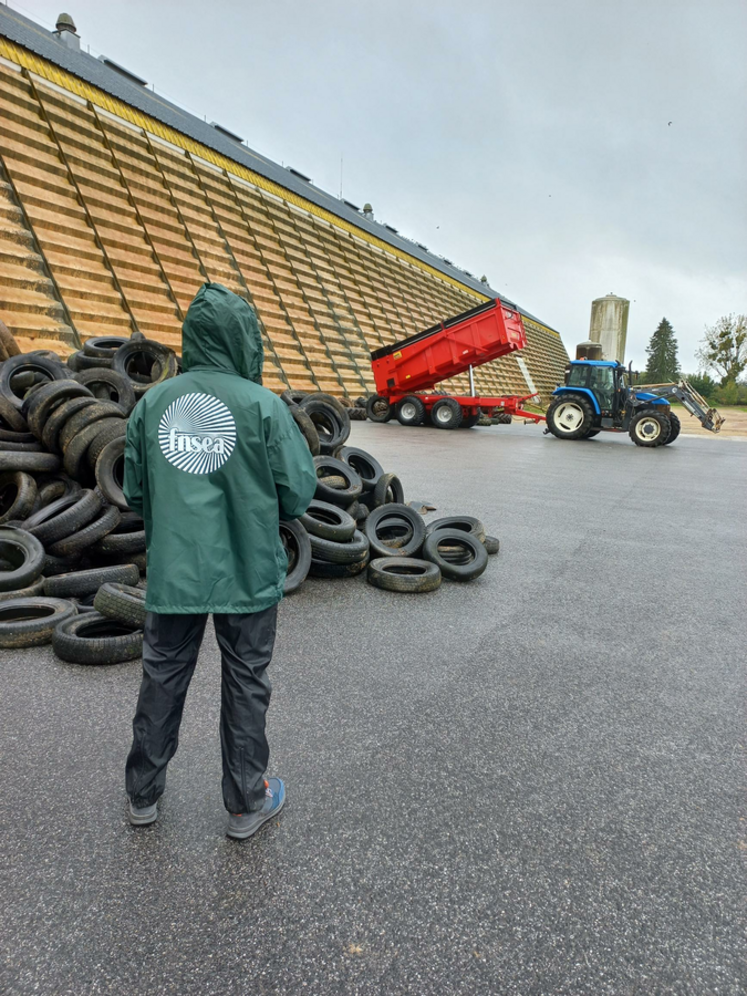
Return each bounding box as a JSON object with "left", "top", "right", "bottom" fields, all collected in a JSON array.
[{"left": 181, "top": 283, "right": 263, "bottom": 383}]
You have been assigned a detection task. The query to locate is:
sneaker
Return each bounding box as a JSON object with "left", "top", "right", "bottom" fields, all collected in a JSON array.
[
  {"left": 227, "top": 777, "right": 286, "bottom": 840},
  {"left": 128, "top": 800, "right": 158, "bottom": 826}
]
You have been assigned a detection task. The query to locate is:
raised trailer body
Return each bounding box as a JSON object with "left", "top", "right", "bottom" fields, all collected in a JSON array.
[{"left": 368, "top": 299, "right": 545, "bottom": 428}]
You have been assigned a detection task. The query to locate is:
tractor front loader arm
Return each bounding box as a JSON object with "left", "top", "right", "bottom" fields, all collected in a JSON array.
[{"left": 634, "top": 380, "right": 725, "bottom": 433}]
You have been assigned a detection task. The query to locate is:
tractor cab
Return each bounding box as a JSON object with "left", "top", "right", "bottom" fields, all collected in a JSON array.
[{"left": 562, "top": 360, "right": 629, "bottom": 418}]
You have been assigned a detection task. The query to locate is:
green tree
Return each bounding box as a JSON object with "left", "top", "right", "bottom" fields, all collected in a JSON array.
[
  {"left": 681, "top": 372, "right": 717, "bottom": 400},
  {"left": 645, "top": 317, "right": 679, "bottom": 382},
  {"left": 696, "top": 314, "right": 747, "bottom": 384}
]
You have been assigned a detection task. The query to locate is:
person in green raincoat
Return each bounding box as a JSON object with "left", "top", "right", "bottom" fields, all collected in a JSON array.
[{"left": 123, "top": 283, "right": 316, "bottom": 839}]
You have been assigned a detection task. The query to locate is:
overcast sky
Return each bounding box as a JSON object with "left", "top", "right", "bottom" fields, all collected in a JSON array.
[{"left": 14, "top": 0, "right": 747, "bottom": 371}]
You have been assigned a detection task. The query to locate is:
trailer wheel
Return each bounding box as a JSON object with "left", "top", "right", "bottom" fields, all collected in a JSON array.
[
  {"left": 430, "top": 398, "right": 462, "bottom": 430},
  {"left": 396, "top": 396, "right": 425, "bottom": 427},
  {"left": 365, "top": 395, "right": 393, "bottom": 423},
  {"left": 629, "top": 410, "right": 671, "bottom": 447},
  {"left": 460, "top": 414, "right": 480, "bottom": 429},
  {"left": 663, "top": 412, "right": 681, "bottom": 444},
  {"left": 545, "top": 395, "right": 594, "bottom": 439}
]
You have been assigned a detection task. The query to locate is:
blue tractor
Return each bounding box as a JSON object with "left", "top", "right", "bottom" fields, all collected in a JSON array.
[{"left": 545, "top": 344, "right": 724, "bottom": 447}]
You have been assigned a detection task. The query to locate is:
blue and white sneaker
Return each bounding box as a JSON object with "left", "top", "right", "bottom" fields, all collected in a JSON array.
[{"left": 227, "top": 777, "right": 286, "bottom": 839}]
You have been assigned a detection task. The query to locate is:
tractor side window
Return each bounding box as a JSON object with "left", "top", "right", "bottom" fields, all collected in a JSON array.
[
  {"left": 589, "top": 367, "right": 615, "bottom": 409},
  {"left": 567, "top": 366, "right": 589, "bottom": 388}
]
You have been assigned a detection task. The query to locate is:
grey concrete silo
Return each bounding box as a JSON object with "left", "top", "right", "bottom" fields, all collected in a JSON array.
[{"left": 589, "top": 294, "right": 629, "bottom": 362}]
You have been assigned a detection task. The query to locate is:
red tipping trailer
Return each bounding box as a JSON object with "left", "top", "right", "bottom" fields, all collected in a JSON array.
[{"left": 367, "top": 298, "right": 546, "bottom": 429}]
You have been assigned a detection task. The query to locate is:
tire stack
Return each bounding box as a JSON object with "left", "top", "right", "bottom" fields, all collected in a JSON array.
[
  {"left": 0, "top": 332, "right": 177, "bottom": 664},
  {"left": 278, "top": 392, "right": 501, "bottom": 595}
]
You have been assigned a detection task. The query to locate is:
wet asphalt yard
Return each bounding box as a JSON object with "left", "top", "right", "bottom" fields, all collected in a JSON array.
[{"left": 1, "top": 421, "right": 744, "bottom": 996}]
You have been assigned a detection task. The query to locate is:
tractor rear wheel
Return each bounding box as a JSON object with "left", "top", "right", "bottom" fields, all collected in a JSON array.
[
  {"left": 629, "top": 409, "right": 671, "bottom": 447},
  {"left": 430, "top": 398, "right": 463, "bottom": 430},
  {"left": 365, "top": 395, "right": 393, "bottom": 423},
  {"left": 545, "top": 394, "right": 594, "bottom": 440},
  {"left": 663, "top": 412, "right": 681, "bottom": 444},
  {"left": 396, "top": 395, "right": 426, "bottom": 427}
]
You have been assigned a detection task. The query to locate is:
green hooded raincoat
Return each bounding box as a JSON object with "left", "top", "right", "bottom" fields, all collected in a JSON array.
[{"left": 123, "top": 283, "right": 317, "bottom": 613}]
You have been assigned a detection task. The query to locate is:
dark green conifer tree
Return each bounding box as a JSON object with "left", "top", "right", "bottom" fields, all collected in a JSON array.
[{"left": 645, "top": 318, "right": 679, "bottom": 383}]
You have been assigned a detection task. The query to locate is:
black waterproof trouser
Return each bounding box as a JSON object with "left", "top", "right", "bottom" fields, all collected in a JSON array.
[{"left": 125, "top": 606, "right": 277, "bottom": 813}]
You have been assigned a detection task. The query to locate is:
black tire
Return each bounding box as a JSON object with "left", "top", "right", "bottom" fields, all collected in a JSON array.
[
  {"left": 308, "top": 556, "right": 368, "bottom": 579},
  {"left": 308, "top": 529, "right": 369, "bottom": 565},
  {"left": 25, "top": 490, "right": 99, "bottom": 543},
  {"left": 0, "top": 451, "right": 61, "bottom": 474},
  {"left": 74, "top": 368, "right": 137, "bottom": 415},
  {"left": 299, "top": 393, "right": 349, "bottom": 421},
  {"left": 663, "top": 412, "right": 681, "bottom": 444},
  {"left": 60, "top": 402, "right": 125, "bottom": 453},
  {"left": 43, "top": 552, "right": 82, "bottom": 577},
  {"left": 336, "top": 446, "right": 384, "bottom": 492},
  {"left": 396, "top": 395, "right": 426, "bottom": 427},
  {"left": 0, "top": 576, "right": 45, "bottom": 602},
  {"left": 24, "top": 380, "right": 94, "bottom": 439},
  {"left": 0, "top": 596, "right": 77, "bottom": 648},
  {"left": 0, "top": 353, "right": 67, "bottom": 409},
  {"left": 0, "top": 438, "right": 44, "bottom": 452},
  {"left": 68, "top": 350, "right": 113, "bottom": 372},
  {"left": 460, "top": 413, "right": 481, "bottom": 429},
  {"left": 63, "top": 417, "right": 126, "bottom": 481},
  {"left": 585, "top": 430, "right": 601, "bottom": 438},
  {"left": 367, "top": 557, "right": 442, "bottom": 593},
  {"left": 279, "top": 519, "right": 311, "bottom": 594},
  {"left": 83, "top": 336, "right": 129, "bottom": 359},
  {"left": 47, "top": 504, "right": 121, "bottom": 558},
  {"left": 0, "top": 526, "right": 46, "bottom": 591},
  {"left": 430, "top": 398, "right": 463, "bottom": 430},
  {"left": 349, "top": 407, "right": 367, "bottom": 421},
  {"left": 298, "top": 397, "right": 350, "bottom": 454},
  {"left": 95, "top": 436, "right": 128, "bottom": 510},
  {"left": 494, "top": 411, "right": 513, "bottom": 425},
  {"left": 89, "top": 521, "right": 145, "bottom": 555},
  {"left": 86, "top": 419, "right": 128, "bottom": 471},
  {"left": 300, "top": 500, "right": 356, "bottom": 542},
  {"left": 422, "top": 529, "right": 489, "bottom": 581},
  {"left": 52, "top": 611, "right": 143, "bottom": 665},
  {"left": 425, "top": 515, "right": 487, "bottom": 544},
  {"left": 35, "top": 475, "right": 81, "bottom": 509},
  {"left": 43, "top": 563, "right": 140, "bottom": 599},
  {"left": 280, "top": 390, "right": 308, "bottom": 407},
  {"left": 0, "top": 396, "right": 29, "bottom": 432},
  {"left": 365, "top": 504, "right": 426, "bottom": 558},
  {"left": 0, "top": 472, "right": 37, "bottom": 524},
  {"left": 371, "top": 472, "right": 405, "bottom": 508},
  {"left": 545, "top": 394, "right": 595, "bottom": 440},
  {"left": 289, "top": 405, "right": 321, "bottom": 456},
  {"left": 629, "top": 409, "right": 671, "bottom": 447},
  {"left": 484, "top": 535, "right": 501, "bottom": 555},
  {"left": 112, "top": 340, "right": 178, "bottom": 397},
  {"left": 41, "top": 397, "right": 99, "bottom": 453},
  {"left": 365, "top": 395, "right": 393, "bottom": 423},
  {"left": 313, "top": 456, "right": 363, "bottom": 506},
  {"left": 93, "top": 582, "right": 147, "bottom": 627}
]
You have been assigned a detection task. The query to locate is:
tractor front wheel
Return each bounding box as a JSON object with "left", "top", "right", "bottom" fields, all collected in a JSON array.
[
  {"left": 663, "top": 412, "right": 681, "bottom": 444},
  {"left": 545, "top": 394, "right": 594, "bottom": 440},
  {"left": 629, "top": 410, "right": 671, "bottom": 447}
]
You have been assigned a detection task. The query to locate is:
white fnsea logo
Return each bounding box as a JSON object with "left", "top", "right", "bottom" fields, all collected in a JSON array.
[{"left": 158, "top": 393, "right": 237, "bottom": 475}]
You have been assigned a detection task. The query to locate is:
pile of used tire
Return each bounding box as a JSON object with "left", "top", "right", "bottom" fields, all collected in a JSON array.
[
  {"left": 0, "top": 332, "right": 177, "bottom": 664},
  {"left": 0, "top": 343, "right": 500, "bottom": 665},
  {"left": 278, "top": 392, "right": 500, "bottom": 595}
]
